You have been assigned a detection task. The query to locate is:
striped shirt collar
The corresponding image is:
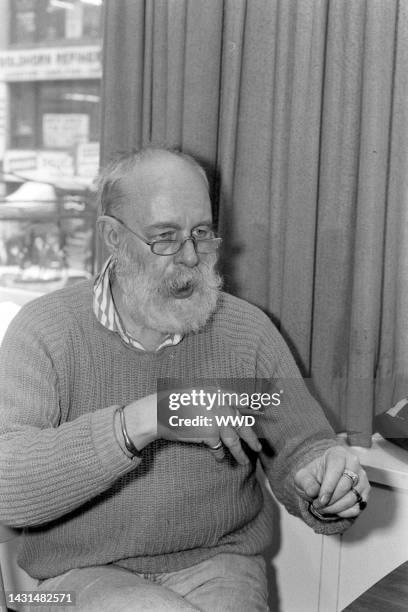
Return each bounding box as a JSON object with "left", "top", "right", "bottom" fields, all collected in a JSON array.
[{"left": 93, "top": 256, "right": 182, "bottom": 351}]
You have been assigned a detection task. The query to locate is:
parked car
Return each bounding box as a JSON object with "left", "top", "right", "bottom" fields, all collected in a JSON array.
[{"left": 0, "top": 175, "right": 97, "bottom": 293}]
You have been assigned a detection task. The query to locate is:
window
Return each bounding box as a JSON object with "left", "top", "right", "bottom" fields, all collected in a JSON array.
[
  {"left": 10, "top": 80, "right": 100, "bottom": 150},
  {"left": 0, "top": 0, "right": 103, "bottom": 294},
  {"left": 10, "top": 0, "right": 103, "bottom": 46}
]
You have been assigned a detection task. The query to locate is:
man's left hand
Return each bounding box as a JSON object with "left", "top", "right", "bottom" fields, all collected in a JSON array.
[{"left": 294, "top": 445, "right": 370, "bottom": 518}]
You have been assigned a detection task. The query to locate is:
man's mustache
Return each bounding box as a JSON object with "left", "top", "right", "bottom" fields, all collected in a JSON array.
[
  {"left": 159, "top": 259, "right": 219, "bottom": 294},
  {"left": 163, "top": 269, "right": 199, "bottom": 290},
  {"left": 116, "top": 251, "right": 221, "bottom": 299}
]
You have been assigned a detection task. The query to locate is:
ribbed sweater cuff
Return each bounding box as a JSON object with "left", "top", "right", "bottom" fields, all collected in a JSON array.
[
  {"left": 284, "top": 438, "right": 355, "bottom": 535},
  {"left": 89, "top": 406, "right": 140, "bottom": 479}
]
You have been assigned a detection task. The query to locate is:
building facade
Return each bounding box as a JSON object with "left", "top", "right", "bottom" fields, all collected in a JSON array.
[
  {"left": 0, "top": 0, "right": 103, "bottom": 294},
  {"left": 0, "top": 0, "right": 102, "bottom": 185}
]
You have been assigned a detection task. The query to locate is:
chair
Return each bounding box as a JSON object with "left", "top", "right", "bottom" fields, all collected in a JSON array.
[
  {"left": 0, "top": 293, "right": 33, "bottom": 611},
  {"left": 0, "top": 537, "right": 7, "bottom": 612},
  {"left": 0, "top": 525, "right": 38, "bottom": 612},
  {"left": 0, "top": 524, "right": 16, "bottom": 611}
]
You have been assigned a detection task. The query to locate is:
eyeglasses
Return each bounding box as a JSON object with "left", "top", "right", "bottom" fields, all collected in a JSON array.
[{"left": 101, "top": 214, "right": 222, "bottom": 256}]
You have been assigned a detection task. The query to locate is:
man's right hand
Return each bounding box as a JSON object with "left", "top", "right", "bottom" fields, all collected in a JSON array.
[{"left": 122, "top": 392, "right": 262, "bottom": 465}]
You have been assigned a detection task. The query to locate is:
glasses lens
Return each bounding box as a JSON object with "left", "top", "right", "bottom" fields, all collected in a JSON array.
[
  {"left": 152, "top": 237, "right": 222, "bottom": 256},
  {"left": 152, "top": 241, "right": 181, "bottom": 255},
  {"left": 195, "top": 238, "right": 222, "bottom": 253}
]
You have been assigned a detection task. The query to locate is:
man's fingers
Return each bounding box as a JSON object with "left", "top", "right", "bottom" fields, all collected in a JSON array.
[
  {"left": 335, "top": 505, "right": 362, "bottom": 518},
  {"left": 315, "top": 448, "right": 347, "bottom": 507},
  {"left": 323, "top": 465, "right": 370, "bottom": 507},
  {"left": 219, "top": 428, "right": 251, "bottom": 465},
  {"left": 204, "top": 439, "right": 225, "bottom": 462},
  {"left": 294, "top": 469, "right": 321, "bottom": 500},
  {"left": 203, "top": 404, "right": 261, "bottom": 465},
  {"left": 232, "top": 421, "right": 262, "bottom": 453},
  {"left": 324, "top": 472, "right": 356, "bottom": 506},
  {"left": 318, "top": 478, "right": 371, "bottom": 515},
  {"left": 310, "top": 447, "right": 371, "bottom": 516},
  {"left": 335, "top": 488, "right": 370, "bottom": 518}
]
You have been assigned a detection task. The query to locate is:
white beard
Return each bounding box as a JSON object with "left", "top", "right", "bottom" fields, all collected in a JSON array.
[{"left": 113, "top": 246, "right": 222, "bottom": 334}]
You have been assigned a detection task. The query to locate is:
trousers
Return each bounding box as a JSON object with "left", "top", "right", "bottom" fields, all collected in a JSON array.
[{"left": 37, "top": 552, "right": 269, "bottom": 611}]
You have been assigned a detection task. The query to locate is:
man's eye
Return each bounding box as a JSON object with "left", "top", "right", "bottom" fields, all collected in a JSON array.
[
  {"left": 156, "top": 231, "right": 176, "bottom": 240},
  {"left": 192, "top": 227, "right": 213, "bottom": 239}
]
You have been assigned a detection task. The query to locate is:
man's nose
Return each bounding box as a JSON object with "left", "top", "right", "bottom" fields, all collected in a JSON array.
[{"left": 174, "top": 238, "right": 199, "bottom": 267}]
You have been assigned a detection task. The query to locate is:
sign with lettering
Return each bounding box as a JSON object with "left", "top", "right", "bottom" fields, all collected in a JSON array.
[
  {"left": 3, "top": 150, "right": 37, "bottom": 174},
  {"left": 43, "top": 114, "right": 89, "bottom": 149},
  {"left": 0, "top": 45, "right": 102, "bottom": 81},
  {"left": 4, "top": 149, "right": 74, "bottom": 179},
  {"left": 37, "top": 151, "right": 75, "bottom": 178}
]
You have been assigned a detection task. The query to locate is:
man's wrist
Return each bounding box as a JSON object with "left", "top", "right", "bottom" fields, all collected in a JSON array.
[
  {"left": 114, "top": 408, "right": 136, "bottom": 458},
  {"left": 116, "top": 397, "right": 157, "bottom": 453}
]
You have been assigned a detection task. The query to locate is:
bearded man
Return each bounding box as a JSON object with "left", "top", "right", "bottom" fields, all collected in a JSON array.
[{"left": 0, "top": 147, "right": 370, "bottom": 612}]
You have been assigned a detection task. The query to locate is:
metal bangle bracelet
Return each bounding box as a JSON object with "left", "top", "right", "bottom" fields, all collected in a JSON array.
[
  {"left": 117, "top": 405, "right": 142, "bottom": 458},
  {"left": 308, "top": 502, "right": 341, "bottom": 523}
]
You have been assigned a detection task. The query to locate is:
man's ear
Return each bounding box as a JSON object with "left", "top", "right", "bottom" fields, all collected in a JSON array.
[{"left": 97, "top": 216, "right": 122, "bottom": 253}]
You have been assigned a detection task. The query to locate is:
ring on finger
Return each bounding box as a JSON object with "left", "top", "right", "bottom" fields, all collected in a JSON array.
[
  {"left": 208, "top": 441, "right": 223, "bottom": 451},
  {"left": 351, "top": 486, "right": 367, "bottom": 511},
  {"left": 343, "top": 469, "right": 359, "bottom": 487}
]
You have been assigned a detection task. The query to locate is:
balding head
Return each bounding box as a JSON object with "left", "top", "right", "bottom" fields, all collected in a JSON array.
[{"left": 98, "top": 147, "right": 209, "bottom": 219}]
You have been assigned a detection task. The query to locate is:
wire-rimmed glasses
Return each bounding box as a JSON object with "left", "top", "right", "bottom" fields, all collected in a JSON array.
[{"left": 100, "top": 214, "right": 222, "bottom": 256}]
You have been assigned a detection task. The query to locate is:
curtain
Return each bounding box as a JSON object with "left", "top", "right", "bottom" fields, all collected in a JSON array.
[{"left": 101, "top": 0, "right": 408, "bottom": 447}]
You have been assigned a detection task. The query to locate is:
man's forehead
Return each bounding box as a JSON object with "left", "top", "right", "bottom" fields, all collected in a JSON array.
[
  {"left": 116, "top": 161, "right": 166, "bottom": 207},
  {"left": 113, "top": 154, "right": 211, "bottom": 223}
]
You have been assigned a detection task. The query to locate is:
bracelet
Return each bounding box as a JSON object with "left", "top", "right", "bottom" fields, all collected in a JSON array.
[
  {"left": 117, "top": 405, "right": 142, "bottom": 458},
  {"left": 308, "top": 501, "right": 341, "bottom": 522}
]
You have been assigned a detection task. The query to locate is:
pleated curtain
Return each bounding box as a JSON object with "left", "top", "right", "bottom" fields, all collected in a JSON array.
[{"left": 100, "top": 0, "right": 408, "bottom": 447}]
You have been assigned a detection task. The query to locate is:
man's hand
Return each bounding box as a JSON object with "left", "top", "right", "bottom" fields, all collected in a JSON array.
[
  {"left": 294, "top": 445, "right": 370, "bottom": 518},
  {"left": 123, "top": 392, "right": 262, "bottom": 465},
  {"left": 157, "top": 392, "right": 262, "bottom": 465}
]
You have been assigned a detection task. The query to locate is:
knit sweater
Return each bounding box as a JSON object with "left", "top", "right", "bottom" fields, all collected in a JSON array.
[{"left": 0, "top": 281, "right": 351, "bottom": 580}]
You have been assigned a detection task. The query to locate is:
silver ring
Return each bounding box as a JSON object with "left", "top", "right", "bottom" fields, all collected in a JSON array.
[
  {"left": 343, "top": 469, "right": 359, "bottom": 487},
  {"left": 208, "top": 441, "right": 223, "bottom": 451}
]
